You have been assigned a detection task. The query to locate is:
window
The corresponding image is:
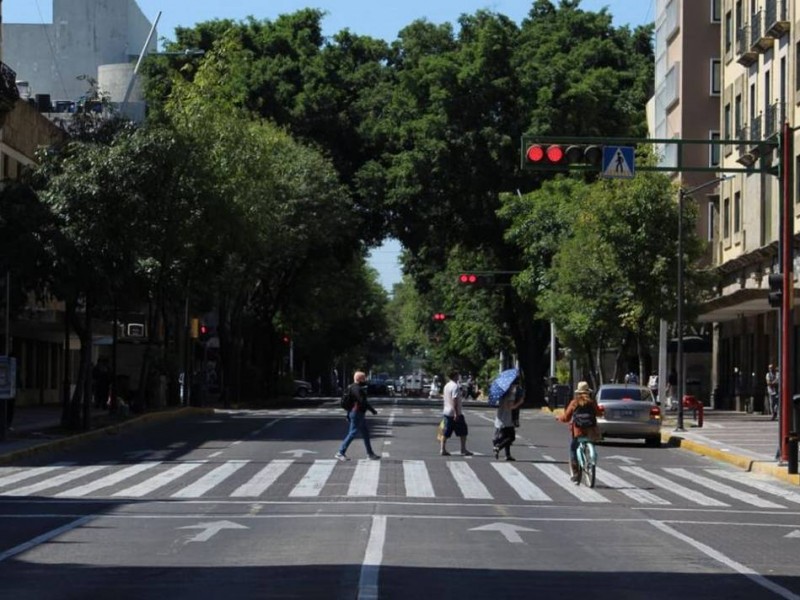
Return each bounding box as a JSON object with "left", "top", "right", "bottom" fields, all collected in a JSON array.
[
  {"left": 707, "top": 201, "right": 716, "bottom": 242},
  {"left": 712, "top": 0, "right": 721, "bottom": 22},
  {"left": 734, "top": 191, "right": 741, "bottom": 234},
  {"left": 795, "top": 155, "right": 800, "bottom": 203},
  {"left": 735, "top": 94, "right": 742, "bottom": 135},
  {"left": 725, "top": 10, "right": 732, "bottom": 54},
  {"left": 796, "top": 42, "right": 800, "bottom": 93},
  {"left": 710, "top": 131, "right": 721, "bottom": 166},
  {"left": 711, "top": 59, "right": 721, "bottom": 95},
  {"left": 723, "top": 197, "right": 731, "bottom": 238},
  {"left": 724, "top": 103, "right": 732, "bottom": 138}
]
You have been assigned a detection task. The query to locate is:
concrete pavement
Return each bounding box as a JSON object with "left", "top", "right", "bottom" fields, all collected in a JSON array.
[{"left": 1, "top": 400, "right": 799, "bottom": 485}]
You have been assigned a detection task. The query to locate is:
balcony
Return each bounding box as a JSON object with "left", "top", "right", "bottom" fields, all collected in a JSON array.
[
  {"left": 765, "top": 0, "right": 790, "bottom": 38},
  {"left": 750, "top": 10, "right": 775, "bottom": 53},
  {"left": 0, "top": 61, "right": 20, "bottom": 114},
  {"left": 736, "top": 124, "right": 761, "bottom": 167},
  {"left": 764, "top": 101, "right": 785, "bottom": 138},
  {"left": 736, "top": 27, "right": 758, "bottom": 66}
]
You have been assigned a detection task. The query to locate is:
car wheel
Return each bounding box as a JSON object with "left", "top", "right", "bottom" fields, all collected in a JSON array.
[
  {"left": 296, "top": 388, "right": 307, "bottom": 398},
  {"left": 645, "top": 436, "right": 660, "bottom": 447}
]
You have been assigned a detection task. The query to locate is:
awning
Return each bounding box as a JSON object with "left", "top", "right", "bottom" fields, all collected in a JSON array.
[{"left": 698, "top": 287, "right": 800, "bottom": 323}]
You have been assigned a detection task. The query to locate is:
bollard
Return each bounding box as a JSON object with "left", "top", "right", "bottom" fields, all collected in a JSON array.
[
  {"left": 682, "top": 395, "right": 704, "bottom": 428},
  {"left": 788, "top": 432, "right": 798, "bottom": 475}
]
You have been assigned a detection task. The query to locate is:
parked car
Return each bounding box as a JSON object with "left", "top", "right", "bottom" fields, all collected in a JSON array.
[
  {"left": 294, "top": 380, "right": 313, "bottom": 398},
  {"left": 366, "top": 378, "right": 390, "bottom": 396},
  {"left": 595, "top": 384, "right": 662, "bottom": 447}
]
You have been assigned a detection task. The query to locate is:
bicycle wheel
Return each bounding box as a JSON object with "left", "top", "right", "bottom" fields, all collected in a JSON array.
[{"left": 581, "top": 443, "right": 596, "bottom": 488}]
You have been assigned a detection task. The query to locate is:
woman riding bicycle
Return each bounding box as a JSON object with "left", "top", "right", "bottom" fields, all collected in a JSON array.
[{"left": 557, "top": 381, "right": 601, "bottom": 482}]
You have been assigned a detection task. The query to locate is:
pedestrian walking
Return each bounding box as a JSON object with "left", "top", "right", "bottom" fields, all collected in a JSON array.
[
  {"left": 92, "top": 357, "right": 111, "bottom": 409},
  {"left": 493, "top": 379, "right": 525, "bottom": 461},
  {"left": 766, "top": 364, "right": 779, "bottom": 420},
  {"left": 439, "top": 369, "right": 473, "bottom": 456},
  {"left": 335, "top": 371, "right": 380, "bottom": 461}
]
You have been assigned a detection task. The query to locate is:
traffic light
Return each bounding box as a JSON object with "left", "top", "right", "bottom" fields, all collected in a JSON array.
[
  {"left": 458, "top": 273, "right": 493, "bottom": 287},
  {"left": 768, "top": 272, "right": 783, "bottom": 308},
  {"left": 523, "top": 143, "right": 603, "bottom": 169},
  {"left": 282, "top": 334, "right": 291, "bottom": 344},
  {"left": 432, "top": 312, "right": 449, "bottom": 321},
  {"left": 198, "top": 322, "right": 210, "bottom": 342}
]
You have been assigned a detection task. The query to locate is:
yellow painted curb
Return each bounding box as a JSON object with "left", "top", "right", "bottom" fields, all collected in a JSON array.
[{"left": 0, "top": 406, "right": 214, "bottom": 464}]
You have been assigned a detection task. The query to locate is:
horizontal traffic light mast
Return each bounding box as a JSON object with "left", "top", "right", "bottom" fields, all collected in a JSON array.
[{"left": 520, "top": 135, "right": 779, "bottom": 174}]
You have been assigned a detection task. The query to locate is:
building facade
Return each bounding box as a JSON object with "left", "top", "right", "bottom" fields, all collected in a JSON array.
[
  {"left": 651, "top": 0, "right": 723, "bottom": 403},
  {"left": 704, "top": 0, "right": 799, "bottom": 410},
  {"left": 2, "top": 0, "right": 154, "bottom": 120}
]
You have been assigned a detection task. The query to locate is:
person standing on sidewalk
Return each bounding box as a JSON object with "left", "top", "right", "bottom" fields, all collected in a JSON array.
[
  {"left": 439, "top": 369, "right": 473, "bottom": 456},
  {"left": 766, "top": 364, "right": 779, "bottom": 420},
  {"left": 335, "top": 371, "right": 380, "bottom": 461}
]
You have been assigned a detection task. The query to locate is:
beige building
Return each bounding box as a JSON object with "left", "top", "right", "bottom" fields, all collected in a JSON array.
[
  {"left": 701, "top": 0, "right": 798, "bottom": 410},
  {"left": 651, "top": 0, "right": 722, "bottom": 402}
]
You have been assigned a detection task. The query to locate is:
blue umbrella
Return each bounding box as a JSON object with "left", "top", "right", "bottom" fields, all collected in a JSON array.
[{"left": 488, "top": 368, "right": 519, "bottom": 406}]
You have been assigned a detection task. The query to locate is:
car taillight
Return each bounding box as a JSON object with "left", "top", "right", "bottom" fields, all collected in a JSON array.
[
  {"left": 650, "top": 406, "right": 661, "bottom": 420},
  {"left": 597, "top": 404, "right": 605, "bottom": 417}
]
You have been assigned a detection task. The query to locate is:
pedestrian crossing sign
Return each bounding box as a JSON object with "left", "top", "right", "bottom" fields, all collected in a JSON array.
[{"left": 602, "top": 146, "right": 635, "bottom": 179}]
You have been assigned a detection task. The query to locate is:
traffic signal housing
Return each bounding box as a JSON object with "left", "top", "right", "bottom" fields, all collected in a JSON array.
[
  {"left": 768, "top": 272, "right": 783, "bottom": 308},
  {"left": 458, "top": 273, "right": 494, "bottom": 287},
  {"left": 523, "top": 143, "right": 603, "bottom": 170}
]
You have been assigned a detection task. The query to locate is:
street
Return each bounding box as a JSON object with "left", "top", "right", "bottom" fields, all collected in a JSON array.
[{"left": 1, "top": 399, "right": 799, "bottom": 599}]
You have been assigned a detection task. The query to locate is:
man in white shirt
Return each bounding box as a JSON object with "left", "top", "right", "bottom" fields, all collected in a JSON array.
[{"left": 439, "top": 369, "right": 473, "bottom": 456}]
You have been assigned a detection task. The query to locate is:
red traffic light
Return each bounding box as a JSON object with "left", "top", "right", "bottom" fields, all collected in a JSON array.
[
  {"left": 459, "top": 273, "right": 478, "bottom": 284},
  {"left": 282, "top": 334, "right": 291, "bottom": 344},
  {"left": 432, "top": 313, "right": 448, "bottom": 321},
  {"left": 526, "top": 144, "right": 565, "bottom": 164},
  {"left": 199, "top": 324, "right": 209, "bottom": 335},
  {"left": 525, "top": 143, "right": 603, "bottom": 167}
]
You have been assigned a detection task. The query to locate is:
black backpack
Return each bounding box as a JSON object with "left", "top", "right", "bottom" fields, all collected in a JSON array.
[
  {"left": 340, "top": 385, "right": 356, "bottom": 411},
  {"left": 572, "top": 402, "right": 597, "bottom": 428}
]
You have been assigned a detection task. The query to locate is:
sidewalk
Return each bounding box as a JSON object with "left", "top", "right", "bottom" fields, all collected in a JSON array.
[{"left": 0, "top": 402, "right": 212, "bottom": 464}]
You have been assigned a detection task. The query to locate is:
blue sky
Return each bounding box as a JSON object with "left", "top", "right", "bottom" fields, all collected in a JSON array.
[{"left": 5, "top": 1, "right": 655, "bottom": 291}]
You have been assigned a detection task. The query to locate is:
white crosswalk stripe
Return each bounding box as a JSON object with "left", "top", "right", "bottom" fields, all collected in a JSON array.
[
  {"left": 593, "top": 468, "right": 671, "bottom": 505},
  {"left": 57, "top": 462, "right": 163, "bottom": 498},
  {"left": 447, "top": 462, "right": 492, "bottom": 499},
  {"left": 492, "top": 463, "right": 551, "bottom": 501},
  {"left": 621, "top": 466, "right": 729, "bottom": 506},
  {"left": 171, "top": 460, "right": 249, "bottom": 498},
  {"left": 231, "top": 459, "right": 293, "bottom": 497},
  {"left": 3, "top": 465, "right": 107, "bottom": 497},
  {"left": 289, "top": 459, "right": 336, "bottom": 497},
  {"left": 403, "top": 460, "right": 435, "bottom": 498},
  {"left": 533, "top": 463, "right": 609, "bottom": 502},
  {"left": 113, "top": 461, "right": 207, "bottom": 498},
  {"left": 1, "top": 458, "right": 798, "bottom": 509},
  {"left": 664, "top": 468, "right": 785, "bottom": 508}
]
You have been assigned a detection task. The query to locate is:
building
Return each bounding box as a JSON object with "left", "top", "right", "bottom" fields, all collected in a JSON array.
[
  {"left": 703, "top": 0, "right": 799, "bottom": 411},
  {"left": 650, "top": 0, "right": 723, "bottom": 403},
  {"left": 2, "top": 0, "right": 155, "bottom": 121}
]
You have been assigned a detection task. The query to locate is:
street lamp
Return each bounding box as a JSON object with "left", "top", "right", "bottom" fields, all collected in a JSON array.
[{"left": 675, "top": 176, "right": 731, "bottom": 431}]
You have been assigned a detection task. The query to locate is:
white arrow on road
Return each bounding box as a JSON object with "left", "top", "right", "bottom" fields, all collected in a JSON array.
[
  {"left": 281, "top": 449, "right": 318, "bottom": 458},
  {"left": 469, "top": 523, "right": 538, "bottom": 544},
  {"left": 604, "top": 455, "right": 642, "bottom": 465},
  {"left": 785, "top": 530, "right": 800, "bottom": 539},
  {"left": 179, "top": 520, "right": 248, "bottom": 543}
]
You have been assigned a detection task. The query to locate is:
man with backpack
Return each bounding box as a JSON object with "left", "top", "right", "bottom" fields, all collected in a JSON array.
[{"left": 335, "top": 370, "right": 380, "bottom": 461}]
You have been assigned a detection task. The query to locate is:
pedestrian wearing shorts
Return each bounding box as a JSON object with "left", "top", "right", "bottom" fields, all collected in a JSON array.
[{"left": 440, "top": 369, "right": 472, "bottom": 456}]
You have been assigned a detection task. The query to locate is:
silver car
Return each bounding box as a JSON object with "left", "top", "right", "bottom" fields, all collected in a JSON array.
[{"left": 595, "top": 384, "right": 662, "bottom": 446}]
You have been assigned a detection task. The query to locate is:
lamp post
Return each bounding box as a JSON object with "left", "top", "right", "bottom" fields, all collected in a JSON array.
[{"left": 676, "top": 176, "right": 731, "bottom": 431}]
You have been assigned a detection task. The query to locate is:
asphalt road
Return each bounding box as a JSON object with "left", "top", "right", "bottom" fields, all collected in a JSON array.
[{"left": 1, "top": 398, "right": 799, "bottom": 599}]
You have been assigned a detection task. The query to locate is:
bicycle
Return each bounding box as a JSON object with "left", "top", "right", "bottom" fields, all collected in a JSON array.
[{"left": 574, "top": 435, "right": 597, "bottom": 488}]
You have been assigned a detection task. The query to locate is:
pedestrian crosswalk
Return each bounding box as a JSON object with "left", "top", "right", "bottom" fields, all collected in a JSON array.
[{"left": 1, "top": 459, "right": 798, "bottom": 509}]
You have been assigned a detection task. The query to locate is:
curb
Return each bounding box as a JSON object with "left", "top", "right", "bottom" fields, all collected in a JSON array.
[{"left": 0, "top": 406, "right": 214, "bottom": 464}]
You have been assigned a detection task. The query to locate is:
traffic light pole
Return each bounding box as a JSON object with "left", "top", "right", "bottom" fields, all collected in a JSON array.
[{"left": 779, "top": 121, "right": 795, "bottom": 471}]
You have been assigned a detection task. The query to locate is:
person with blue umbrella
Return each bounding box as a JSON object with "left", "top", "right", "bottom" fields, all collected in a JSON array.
[{"left": 491, "top": 371, "right": 525, "bottom": 460}]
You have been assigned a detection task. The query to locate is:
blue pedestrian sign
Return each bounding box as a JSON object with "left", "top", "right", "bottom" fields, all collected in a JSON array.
[{"left": 602, "top": 146, "right": 635, "bottom": 179}]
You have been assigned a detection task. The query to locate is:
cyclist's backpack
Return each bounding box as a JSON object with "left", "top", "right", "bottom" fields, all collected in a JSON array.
[
  {"left": 340, "top": 385, "right": 356, "bottom": 412},
  {"left": 572, "top": 402, "right": 597, "bottom": 428}
]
